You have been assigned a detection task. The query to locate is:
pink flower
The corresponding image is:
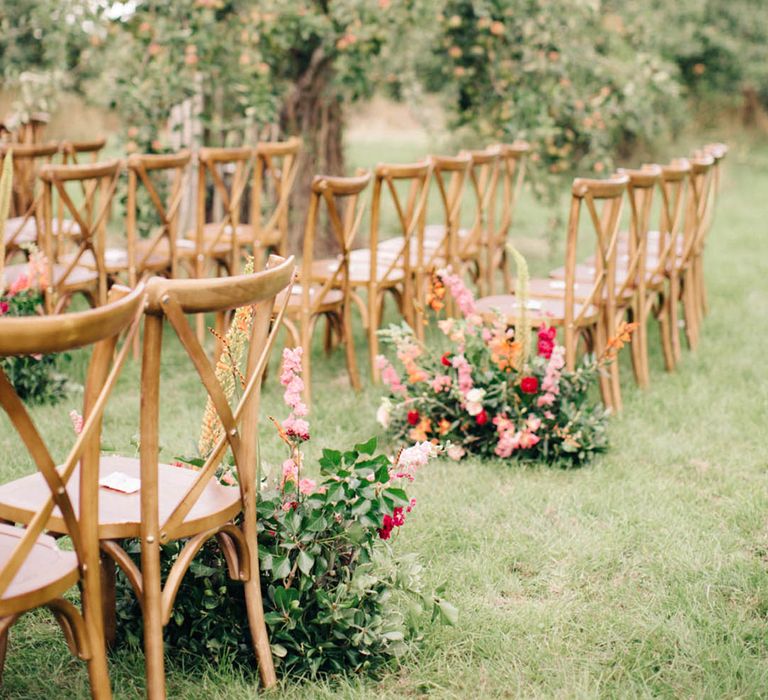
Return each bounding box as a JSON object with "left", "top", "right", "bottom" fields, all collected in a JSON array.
[
  {"left": 431, "top": 374, "right": 452, "bottom": 393},
  {"left": 526, "top": 415, "right": 542, "bottom": 432},
  {"left": 8, "top": 274, "right": 30, "bottom": 296},
  {"left": 69, "top": 410, "right": 84, "bottom": 435},
  {"left": 537, "top": 346, "right": 565, "bottom": 407},
  {"left": 393, "top": 441, "right": 436, "bottom": 479},
  {"left": 446, "top": 444, "right": 465, "bottom": 461},
  {"left": 451, "top": 354, "right": 473, "bottom": 396},
  {"left": 221, "top": 471, "right": 237, "bottom": 486},
  {"left": 282, "top": 416, "right": 309, "bottom": 441},
  {"left": 376, "top": 354, "right": 407, "bottom": 395},
  {"left": 437, "top": 267, "right": 476, "bottom": 318},
  {"left": 537, "top": 324, "right": 557, "bottom": 359},
  {"left": 0, "top": 301, "right": 8, "bottom": 315},
  {"left": 299, "top": 478, "right": 317, "bottom": 495},
  {"left": 282, "top": 458, "right": 298, "bottom": 483}
]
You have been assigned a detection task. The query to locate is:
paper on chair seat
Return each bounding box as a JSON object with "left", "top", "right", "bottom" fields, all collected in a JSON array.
[
  {"left": 548, "top": 280, "right": 566, "bottom": 290},
  {"left": 99, "top": 471, "right": 141, "bottom": 494},
  {"left": 524, "top": 300, "right": 542, "bottom": 310}
]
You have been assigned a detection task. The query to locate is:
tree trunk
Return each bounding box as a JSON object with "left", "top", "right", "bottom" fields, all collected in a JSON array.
[{"left": 280, "top": 48, "right": 345, "bottom": 257}]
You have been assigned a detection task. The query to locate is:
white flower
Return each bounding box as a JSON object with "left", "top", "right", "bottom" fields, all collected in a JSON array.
[
  {"left": 465, "top": 388, "right": 485, "bottom": 416},
  {"left": 376, "top": 398, "right": 392, "bottom": 428}
]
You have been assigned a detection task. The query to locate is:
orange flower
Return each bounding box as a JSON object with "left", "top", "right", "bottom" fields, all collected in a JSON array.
[
  {"left": 408, "top": 417, "right": 432, "bottom": 442},
  {"left": 603, "top": 321, "right": 639, "bottom": 360},
  {"left": 438, "top": 418, "right": 452, "bottom": 436},
  {"left": 426, "top": 272, "right": 446, "bottom": 312}
]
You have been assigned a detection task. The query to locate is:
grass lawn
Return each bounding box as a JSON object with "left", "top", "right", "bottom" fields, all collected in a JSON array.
[{"left": 1, "top": 132, "right": 767, "bottom": 698}]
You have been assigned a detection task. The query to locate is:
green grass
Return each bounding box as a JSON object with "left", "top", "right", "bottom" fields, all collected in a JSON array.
[{"left": 1, "top": 133, "right": 768, "bottom": 699}]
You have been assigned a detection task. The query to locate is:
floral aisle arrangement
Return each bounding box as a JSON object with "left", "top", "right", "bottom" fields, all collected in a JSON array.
[
  {"left": 0, "top": 245, "right": 68, "bottom": 404},
  {"left": 116, "top": 326, "right": 455, "bottom": 677},
  {"left": 376, "top": 268, "right": 635, "bottom": 467}
]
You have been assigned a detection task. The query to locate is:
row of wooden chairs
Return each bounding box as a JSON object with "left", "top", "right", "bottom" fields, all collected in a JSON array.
[
  {"left": 0, "top": 256, "right": 295, "bottom": 698},
  {"left": 0, "top": 138, "right": 301, "bottom": 314},
  {"left": 475, "top": 143, "right": 727, "bottom": 411}
]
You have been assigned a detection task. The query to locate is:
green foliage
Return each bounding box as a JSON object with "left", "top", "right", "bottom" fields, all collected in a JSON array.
[{"left": 115, "top": 438, "right": 453, "bottom": 677}]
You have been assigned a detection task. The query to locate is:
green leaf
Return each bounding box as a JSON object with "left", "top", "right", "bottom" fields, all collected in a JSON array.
[
  {"left": 354, "top": 436, "right": 377, "bottom": 455},
  {"left": 297, "top": 549, "right": 315, "bottom": 576},
  {"left": 436, "top": 599, "right": 459, "bottom": 626},
  {"left": 272, "top": 555, "right": 291, "bottom": 580}
]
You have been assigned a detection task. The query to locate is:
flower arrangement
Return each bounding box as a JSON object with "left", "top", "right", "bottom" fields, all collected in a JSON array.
[
  {"left": 377, "top": 267, "right": 635, "bottom": 467},
  {"left": 117, "top": 331, "right": 455, "bottom": 677},
  {"left": 0, "top": 245, "right": 68, "bottom": 404}
]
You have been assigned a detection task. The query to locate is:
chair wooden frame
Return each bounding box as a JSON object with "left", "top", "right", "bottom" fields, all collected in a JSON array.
[
  {"left": 252, "top": 137, "right": 301, "bottom": 256},
  {"left": 0, "top": 142, "right": 59, "bottom": 262},
  {"left": 487, "top": 141, "right": 529, "bottom": 294},
  {"left": 0, "top": 284, "right": 145, "bottom": 699},
  {"left": 126, "top": 150, "right": 193, "bottom": 286},
  {"left": 62, "top": 138, "right": 107, "bottom": 166},
  {"left": 476, "top": 174, "right": 628, "bottom": 410},
  {"left": 285, "top": 172, "right": 371, "bottom": 405},
  {"left": 38, "top": 159, "right": 122, "bottom": 313},
  {"left": 195, "top": 147, "right": 256, "bottom": 277}
]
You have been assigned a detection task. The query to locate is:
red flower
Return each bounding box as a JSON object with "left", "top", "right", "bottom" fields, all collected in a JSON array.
[
  {"left": 476, "top": 409, "right": 489, "bottom": 426},
  {"left": 0, "top": 301, "right": 8, "bottom": 316},
  {"left": 392, "top": 507, "right": 405, "bottom": 527},
  {"left": 441, "top": 352, "right": 451, "bottom": 367},
  {"left": 407, "top": 410, "right": 420, "bottom": 425},
  {"left": 520, "top": 376, "right": 539, "bottom": 394},
  {"left": 378, "top": 513, "right": 395, "bottom": 540},
  {"left": 537, "top": 324, "right": 556, "bottom": 359}
]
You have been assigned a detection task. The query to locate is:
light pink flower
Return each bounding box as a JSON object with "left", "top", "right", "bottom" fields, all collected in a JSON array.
[
  {"left": 393, "top": 441, "right": 436, "bottom": 479},
  {"left": 299, "top": 478, "right": 317, "bottom": 495},
  {"left": 69, "top": 410, "right": 83, "bottom": 435},
  {"left": 446, "top": 444, "right": 465, "bottom": 461},
  {"left": 451, "top": 354, "right": 473, "bottom": 396},
  {"left": 437, "top": 267, "right": 476, "bottom": 318},
  {"left": 376, "top": 354, "right": 407, "bottom": 395},
  {"left": 430, "top": 374, "right": 452, "bottom": 393}
]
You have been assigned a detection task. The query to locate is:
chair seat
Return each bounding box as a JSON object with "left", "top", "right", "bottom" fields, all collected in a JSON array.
[
  {"left": 0, "top": 455, "right": 241, "bottom": 541},
  {"left": 424, "top": 224, "right": 478, "bottom": 257},
  {"left": 201, "top": 223, "right": 256, "bottom": 245},
  {"left": 311, "top": 255, "right": 405, "bottom": 285},
  {"left": 2, "top": 261, "right": 98, "bottom": 289},
  {"left": 60, "top": 239, "right": 194, "bottom": 274},
  {"left": 476, "top": 293, "right": 599, "bottom": 325},
  {"left": 0, "top": 522, "right": 79, "bottom": 616},
  {"left": 363, "top": 239, "right": 447, "bottom": 268},
  {"left": 284, "top": 283, "right": 344, "bottom": 313},
  {"left": 185, "top": 229, "right": 238, "bottom": 257},
  {"left": 3, "top": 217, "right": 37, "bottom": 246}
]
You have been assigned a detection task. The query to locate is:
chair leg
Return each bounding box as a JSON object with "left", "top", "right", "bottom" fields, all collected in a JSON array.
[
  {"left": 342, "top": 301, "right": 361, "bottom": 392},
  {"left": 593, "top": 322, "right": 613, "bottom": 412},
  {"left": 696, "top": 254, "right": 708, "bottom": 317},
  {"left": 668, "top": 274, "right": 682, "bottom": 364},
  {"left": 0, "top": 627, "right": 9, "bottom": 685},
  {"left": 657, "top": 294, "right": 676, "bottom": 373},
  {"left": 368, "top": 288, "right": 381, "bottom": 383},
  {"left": 241, "top": 531, "right": 277, "bottom": 689},
  {"left": 140, "top": 542, "right": 167, "bottom": 700},
  {"left": 682, "top": 275, "right": 699, "bottom": 351},
  {"left": 100, "top": 552, "right": 117, "bottom": 649},
  {"left": 81, "top": 568, "right": 113, "bottom": 699}
]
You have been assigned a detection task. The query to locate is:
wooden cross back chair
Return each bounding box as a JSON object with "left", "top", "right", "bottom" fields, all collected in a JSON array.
[
  {"left": 476, "top": 174, "right": 628, "bottom": 410},
  {"left": 0, "top": 284, "right": 145, "bottom": 699},
  {"left": 344, "top": 160, "right": 432, "bottom": 375},
  {"left": 62, "top": 138, "right": 107, "bottom": 166},
  {"left": 194, "top": 147, "right": 256, "bottom": 277},
  {"left": 487, "top": 141, "right": 529, "bottom": 294},
  {"left": 672, "top": 154, "right": 714, "bottom": 357},
  {"left": 283, "top": 171, "right": 371, "bottom": 405},
  {"left": 252, "top": 137, "right": 301, "bottom": 257},
  {"left": 453, "top": 148, "right": 501, "bottom": 293},
  {"left": 0, "top": 142, "right": 59, "bottom": 263},
  {"left": 125, "top": 150, "right": 194, "bottom": 286},
  {"left": 36, "top": 159, "right": 122, "bottom": 313}
]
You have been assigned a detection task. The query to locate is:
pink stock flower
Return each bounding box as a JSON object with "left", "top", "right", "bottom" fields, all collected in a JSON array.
[
  {"left": 283, "top": 416, "right": 310, "bottom": 441},
  {"left": 376, "top": 355, "right": 407, "bottom": 395},
  {"left": 451, "top": 354, "right": 473, "bottom": 396},
  {"left": 437, "top": 267, "right": 476, "bottom": 318},
  {"left": 8, "top": 274, "right": 30, "bottom": 296},
  {"left": 299, "top": 478, "right": 317, "bottom": 495},
  {"left": 537, "top": 324, "right": 557, "bottom": 359},
  {"left": 69, "top": 410, "right": 84, "bottom": 435},
  {"left": 282, "top": 458, "right": 299, "bottom": 483},
  {"left": 431, "top": 374, "right": 452, "bottom": 393},
  {"left": 537, "top": 345, "right": 565, "bottom": 408},
  {"left": 280, "top": 347, "right": 310, "bottom": 439},
  {"left": 393, "top": 441, "right": 436, "bottom": 480}
]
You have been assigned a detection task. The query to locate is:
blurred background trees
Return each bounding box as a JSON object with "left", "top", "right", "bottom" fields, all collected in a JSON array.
[{"left": 1, "top": 0, "right": 766, "bottom": 229}]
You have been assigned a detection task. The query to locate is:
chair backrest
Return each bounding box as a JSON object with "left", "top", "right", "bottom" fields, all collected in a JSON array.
[
  {"left": 616, "top": 165, "right": 660, "bottom": 301},
  {"left": 563, "top": 174, "right": 628, "bottom": 368},
  {"left": 197, "top": 146, "right": 254, "bottom": 273},
  {"left": 127, "top": 150, "right": 192, "bottom": 283},
  {"left": 649, "top": 159, "right": 690, "bottom": 281},
  {"left": 0, "top": 284, "right": 144, "bottom": 609},
  {"left": 61, "top": 138, "right": 107, "bottom": 166},
  {"left": 698, "top": 143, "right": 727, "bottom": 253},
  {"left": 139, "top": 256, "right": 294, "bottom": 544},
  {"left": 491, "top": 141, "right": 529, "bottom": 252},
  {"left": 39, "top": 159, "right": 122, "bottom": 311},
  {"left": 458, "top": 148, "right": 501, "bottom": 257},
  {"left": 369, "top": 160, "right": 431, "bottom": 284},
  {"left": 0, "top": 142, "right": 59, "bottom": 249},
  {"left": 429, "top": 154, "right": 471, "bottom": 269},
  {"left": 300, "top": 172, "right": 371, "bottom": 318},
  {"left": 252, "top": 137, "right": 301, "bottom": 255},
  {"left": 681, "top": 154, "right": 715, "bottom": 265}
]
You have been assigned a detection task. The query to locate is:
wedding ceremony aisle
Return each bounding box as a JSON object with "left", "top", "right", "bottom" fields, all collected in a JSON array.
[{"left": 0, "top": 133, "right": 765, "bottom": 698}]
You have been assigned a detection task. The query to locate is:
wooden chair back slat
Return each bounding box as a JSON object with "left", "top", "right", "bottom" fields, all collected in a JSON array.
[
  {"left": 0, "top": 284, "right": 144, "bottom": 600},
  {"left": 39, "top": 159, "right": 122, "bottom": 311},
  {"left": 459, "top": 148, "right": 500, "bottom": 256},
  {"left": 429, "top": 154, "right": 471, "bottom": 270},
  {"left": 127, "top": 151, "right": 192, "bottom": 283},
  {"left": 252, "top": 137, "right": 301, "bottom": 254},
  {"left": 649, "top": 160, "right": 690, "bottom": 281},
  {"left": 140, "top": 257, "right": 294, "bottom": 541},
  {"left": 681, "top": 155, "right": 715, "bottom": 266}
]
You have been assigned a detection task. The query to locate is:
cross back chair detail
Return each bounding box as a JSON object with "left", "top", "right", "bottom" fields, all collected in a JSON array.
[
  {"left": 0, "top": 142, "right": 59, "bottom": 262},
  {"left": 126, "top": 150, "right": 194, "bottom": 286},
  {"left": 39, "top": 159, "right": 122, "bottom": 313},
  {"left": 476, "top": 174, "right": 628, "bottom": 410},
  {"left": 195, "top": 147, "right": 256, "bottom": 277},
  {"left": 0, "top": 284, "right": 145, "bottom": 699},
  {"left": 487, "top": 141, "right": 529, "bottom": 294},
  {"left": 62, "top": 138, "right": 107, "bottom": 166},
  {"left": 252, "top": 137, "right": 302, "bottom": 256},
  {"left": 284, "top": 171, "right": 371, "bottom": 405}
]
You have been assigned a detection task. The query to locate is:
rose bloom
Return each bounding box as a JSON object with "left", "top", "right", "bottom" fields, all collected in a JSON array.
[
  {"left": 407, "top": 410, "right": 420, "bottom": 426},
  {"left": 520, "top": 376, "right": 539, "bottom": 394},
  {"left": 475, "top": 409, "right": 489, "bottom": 426}
]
